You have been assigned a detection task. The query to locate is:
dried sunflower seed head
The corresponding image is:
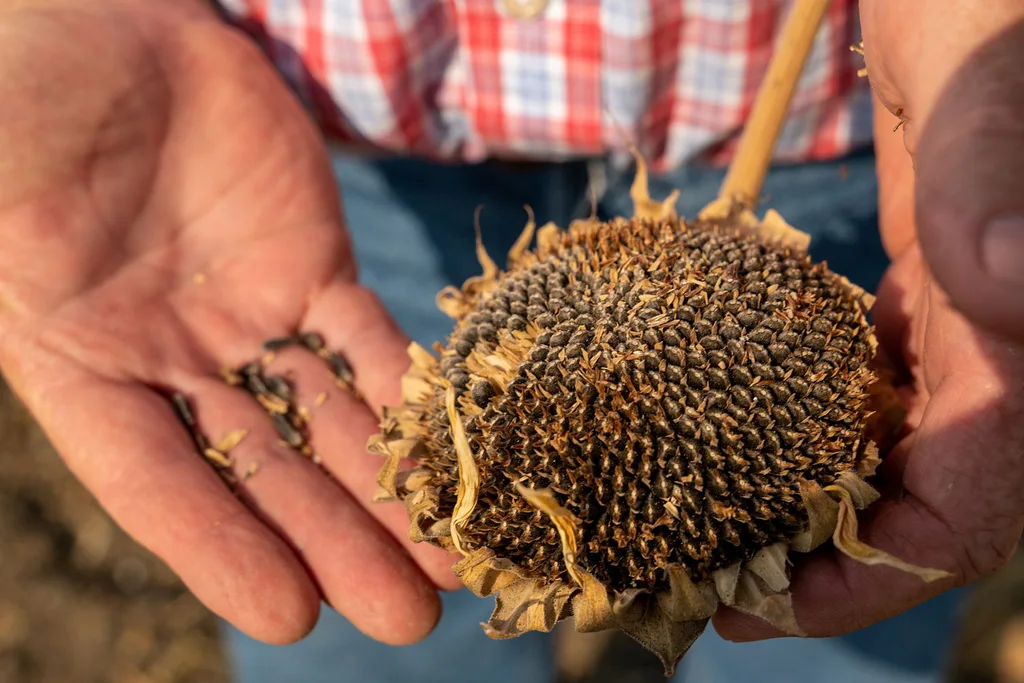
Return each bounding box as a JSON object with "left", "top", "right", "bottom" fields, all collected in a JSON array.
[{"left": 368, "top": 162, "right": 949, "bottom": 676}]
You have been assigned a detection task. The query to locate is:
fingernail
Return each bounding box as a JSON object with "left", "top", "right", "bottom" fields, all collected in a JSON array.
[{"left": 981, "top": 215, "right": 1024, "bottom": 285}]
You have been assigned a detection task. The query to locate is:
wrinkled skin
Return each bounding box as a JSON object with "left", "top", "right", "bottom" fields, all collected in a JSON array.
[
  {"left": 0, "top": 0, "right": 1021, "bottom": 651},
  {"left": 716, "top": 0, "right": 1024, "bottom": 641}
]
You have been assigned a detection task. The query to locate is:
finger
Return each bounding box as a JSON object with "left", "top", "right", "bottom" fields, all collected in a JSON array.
[
  {"left": 24, "top": 372, "right": 321, "bottom": 645},
  {"left": 872, "top": 96, "right": 917, "bottom": 260},
  {"left": 872, "top": 245, "right": 929, "bottom": 385},
  {"left": 301, "top": 281, "right": 465, "bottom": 588},
  {"left": 913, "top": 19, "right": 1024, "bottom": 342},
  {"left": 306, "top": 281, "right": 425, "bottom": 416},
  {"left": 869, "top": 248, "right": 932, "bottom": 432},
  {"left": 168, "top": 372, "right": 444, "bottom": 645},
  {"left": 257, "top": 341, "right": 463, "bottom": 591}
]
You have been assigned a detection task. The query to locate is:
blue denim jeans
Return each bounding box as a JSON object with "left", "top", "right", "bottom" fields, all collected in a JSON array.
[{"left": 222, "top": 149, "right": 967, "bottom": 683}]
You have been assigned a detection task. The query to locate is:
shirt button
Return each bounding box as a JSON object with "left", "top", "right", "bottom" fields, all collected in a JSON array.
[{"left": 502, "top": 0, "right": 548, "bottom": 19}]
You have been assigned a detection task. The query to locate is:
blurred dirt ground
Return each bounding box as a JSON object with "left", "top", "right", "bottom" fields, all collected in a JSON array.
[
  {"left": 0, "top": 375, "right": 1021, "bottom": 683},
  {"left": 0, "top": 381, "right": 228, "bottom": 683}
]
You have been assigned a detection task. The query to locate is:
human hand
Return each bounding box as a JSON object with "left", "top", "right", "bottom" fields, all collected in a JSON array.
[
  {"left": 713, "top": 0, "right": 1024, "bottom": 641},
  {"left": 0, "top": 0, "right": 459, "bottom": 647}
]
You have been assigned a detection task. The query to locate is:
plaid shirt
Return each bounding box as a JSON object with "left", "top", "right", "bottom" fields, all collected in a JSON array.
[{"left": 215, "top": 0, "right": 873, "bottom": 171}]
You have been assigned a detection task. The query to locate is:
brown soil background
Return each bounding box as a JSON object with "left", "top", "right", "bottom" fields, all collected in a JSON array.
[{"left": 0, "top": 377, "right": 1020, "bottom": 683}]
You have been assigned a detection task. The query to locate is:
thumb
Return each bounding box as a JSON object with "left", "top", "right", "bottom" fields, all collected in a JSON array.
[{"left": 914, "top": 19, "right": 1024, "bottom": 342}]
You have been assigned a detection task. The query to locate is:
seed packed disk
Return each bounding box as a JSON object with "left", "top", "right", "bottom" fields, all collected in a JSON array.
[{"left": 369, "top": 158, "right": 949, "bottom": 675}]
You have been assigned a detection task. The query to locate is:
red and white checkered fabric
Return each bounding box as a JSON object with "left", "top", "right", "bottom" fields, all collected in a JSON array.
[{"left": 216, "top": 0, "right": 873, "bottom": 171}]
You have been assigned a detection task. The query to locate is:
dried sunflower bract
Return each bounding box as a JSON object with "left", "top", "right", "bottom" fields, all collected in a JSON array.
[{"left": 368, "top": 157, "right": 950, "bottom": 676}]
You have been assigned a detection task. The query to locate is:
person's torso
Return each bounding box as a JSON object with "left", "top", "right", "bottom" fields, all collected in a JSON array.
[{"left": 216, "top": 0, "right": 873, "bottom": 171}]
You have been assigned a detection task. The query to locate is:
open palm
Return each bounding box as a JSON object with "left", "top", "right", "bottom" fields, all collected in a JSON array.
[{"left": 0, "top": 1, "right": 457, "bottom": 646}]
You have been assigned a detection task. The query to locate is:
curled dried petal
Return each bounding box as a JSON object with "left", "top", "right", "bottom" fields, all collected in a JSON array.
[
  {"left": 856, "top": 441, "right": 883, "bottom": 478},
  {"left": 836, "top": 273, "right": 877, "bottom": 310},
  {"left": 745, "top": 543, "right": 790, "bottom": 593},
  {"left": 826, "top": 484, "right": 953, "bottom": 582},
  {"left": 437, "top": 286, "right": 471, "bottom": 320},
  {"left": 407, "top": 342, "right": 438, "bottom": 371},
  {"left": 536, "top": 222, "right": 563, "bottom": 254},
  {"left": 713, "top": 563, "right": 742, "bottom": 606},
  {"left": 507, "top": 206, "right": 537, "bottom": 266},
  {"left": 732, "top": 570, "right": 804, "bottom": 636},
  {"left": 483, "top": 579, "right": 575, "bottom": 639},
  {"left": 515, "top": 483, "right": 582, "bottom": 586},
  {"left": 446, "top": 385, "right": 480, "bottom": 555},
  {"left": 473, "top": 208, "right": 500, "bottom": 282},
  {"left": 659, "top": 565, "right": 717, "bottom": 621},
  {"left": 395, "top": 468, "right": 434, "bottom": 493},
  {"left": 571, "top": 571, "right": 615, "bottom": 632},
  {"left": 372, "top": 485, "right": 397, "bottom": 503},
  {"left": 834, "top": 471, "right": 881, "bottom": 509},
  {"left": 613, "top": 589, "right": 646, "bottom": 620},
  {"left": 454, "top": 548, "right": 526, "bottom": 597},
  {"left": 759, "top": 208, "right": 811, "bottom": 253},
  {"left": 791, "top": 480, "right": 840, "bottom": 553},
  {"left": 375, "top": 447, "right": 402, "bottom": 500},
  {"left": 629, "top": 146, "right": 679, "bottom": 221}
]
